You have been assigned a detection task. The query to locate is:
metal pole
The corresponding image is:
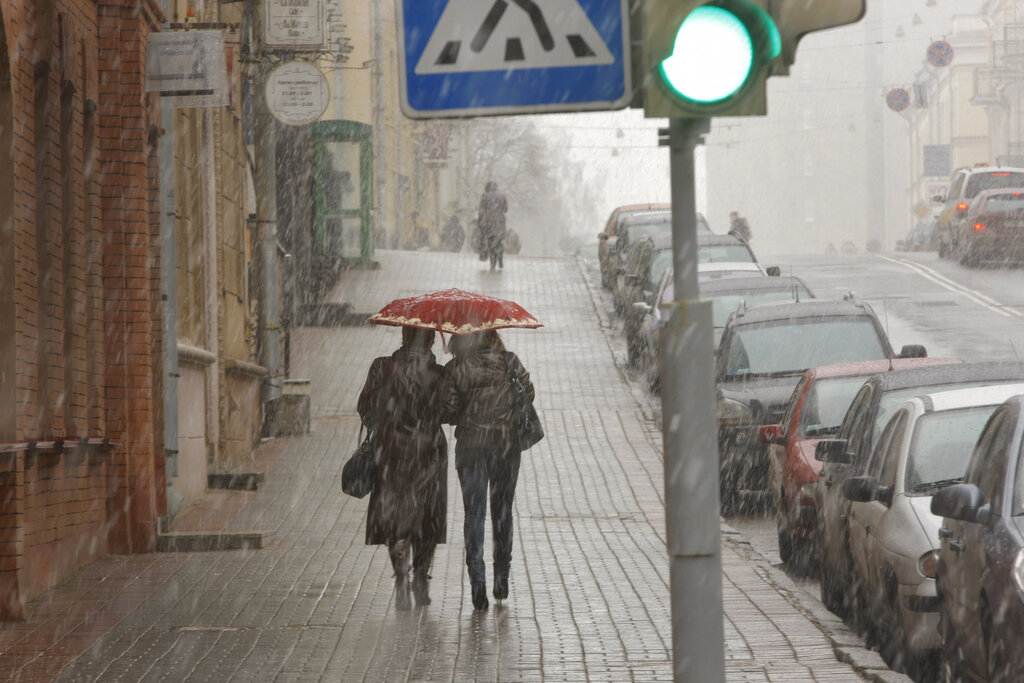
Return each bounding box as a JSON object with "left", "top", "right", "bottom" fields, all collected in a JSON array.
[
  {"left": 661, "top": 117, "right": 724, "bottom": 682},
  {"left": 252, "top": 0, "right": 282, "bottom": 403},
  {"left": 157, "top": 0, "right": 182, "bottom": 517}
]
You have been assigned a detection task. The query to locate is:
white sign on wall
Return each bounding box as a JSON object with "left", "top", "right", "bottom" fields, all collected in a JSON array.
[
  {"left": 265, "top": 61, "right": 330, "bottom": 126},
  {"left": 265, "top": 0, "right": 326, "bottom": 49},
  {"left": 145, "top": 31, "right": 227, "bottom": 108}
]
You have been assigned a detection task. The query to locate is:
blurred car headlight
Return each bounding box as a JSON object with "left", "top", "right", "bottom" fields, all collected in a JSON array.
[
  {"left": 918, "top": 549, "right": 939, "bottom": 579},
  {"left": 718, "top": 397, "right": 752, "bottom": 425},
  {"left": 1013, "top": 548, "right": 1024, "bottom": 598}
]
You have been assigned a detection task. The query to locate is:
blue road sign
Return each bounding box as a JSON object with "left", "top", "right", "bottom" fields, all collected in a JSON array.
[
  {"left": 396, "top": 0, "right": 631, "bottom": 118},
  {"left": 886, "top": 88, "right": 910, "bottom": 113},
  {"left": 927, "top": 40, "right": 953, "bottom": 68}
]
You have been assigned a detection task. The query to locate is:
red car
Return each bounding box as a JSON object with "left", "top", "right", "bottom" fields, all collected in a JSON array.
[{"left": 759, "top": 357, "right": 957, "bottom": 574}]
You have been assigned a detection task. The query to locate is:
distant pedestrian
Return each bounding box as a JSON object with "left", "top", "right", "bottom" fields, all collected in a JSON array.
[
  {"left": 441, "top": 214, "right": 465, "bottom": 253},
  {"left": 728, "top": 211, "right": 752, "bottom": 242},
  {"left": 357, "top": 327, "right": 448, "bottom": 611},
  {"left": 504, "top": 228, "right": 521, "bottom": 255},
  {"left": 478, "top": 181, "right": 508, "bottom": 270},
  {"left": 440, "top": 331, "right": 535, "bottom": 610}
]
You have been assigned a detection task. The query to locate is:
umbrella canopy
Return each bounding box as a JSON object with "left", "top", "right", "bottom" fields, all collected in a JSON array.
[{"left": 368, "top": 288, "right": 543, "bottom": 335}]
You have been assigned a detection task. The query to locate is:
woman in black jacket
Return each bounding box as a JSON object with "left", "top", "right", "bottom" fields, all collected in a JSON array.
[
  {"left": 440, "top": 330, "right": 534, "bottom": 610},
  {"left": 357, "top": 327, "right": 447, "bottom": 611}
]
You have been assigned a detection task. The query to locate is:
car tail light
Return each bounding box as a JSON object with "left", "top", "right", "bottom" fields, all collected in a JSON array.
[
  {"left": 918, "top": 550, "right": 939, "bottom": 579},
  {"left": 992, "top": 172, "right": 1012, "bottom": 176},
  {"left": 957, "top": 202, "right": 969, "bottom": 211},
  {"left": 974, "top": 222, "right": 986, "bottom": 231}
]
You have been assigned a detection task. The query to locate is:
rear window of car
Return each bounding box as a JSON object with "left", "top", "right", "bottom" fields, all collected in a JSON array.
[
  {"left": 981, "top": 192, "right": 1024, "bottom": 214},
  {"left": 710, "top": 286, "right": 814, "bottom": 327},
  {"left": 699, "top": 244, "right": 754, "bottom": 263},
  {"left": 874, "top": 380, "right": 1007, "bottom": 444},
  {"left": 905, "top": 406, "right": 995, "bottom": 491},
  {"left": 964, "top": 172, "right": 1024, "bottom": 198},
  {"left": 798, "top": 375, "right": 872, "bottom": 437},
  {"left": 720, "top": 317, "right": 887, "bottom": 377}
]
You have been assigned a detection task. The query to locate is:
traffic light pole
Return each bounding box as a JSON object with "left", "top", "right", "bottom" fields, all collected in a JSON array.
[{"left": 661, "top": 117, "right": 724, "bottom": 681}]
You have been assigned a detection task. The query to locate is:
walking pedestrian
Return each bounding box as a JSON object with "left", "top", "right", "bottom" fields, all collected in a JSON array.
[
  {"left": 440, "top": 330, "right": 535, "bottom": 610},
  {"left": 357, "top": 327, "right": 448, "bottom": 611},
  {"left": 441, "top": 213, "right": 465, "bottom": 253},
  {"left": 728, "top": 211, "right": 752, "bottom": 242},
  {"left": 477, "top": 180, "right": 508, "bottom": 271}
]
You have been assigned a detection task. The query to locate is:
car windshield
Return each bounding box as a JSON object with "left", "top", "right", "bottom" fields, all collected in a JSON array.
[
  {"left": 798, "top": 376, "right": 872, "bottom": 437},
  {"left": 874, "top": 381, "right": 1005, "bottom": 445},
  {"left": 964, "top": 172, "right": 1024, "bottom": 198},
  {"left": 710, "top": 285, "right": 814, "bottom": 327},
  {"left": 698, "top": 245, "right": 754, "bottom": 263},
  {"left": 905, "top": 407, "right": 995, "bottom": 491},
  {"left": 720, "top": 318, "right": 887, "bottom": 377},
  {"left": 982, "top": 192, "right": 1024, "bottom": 214},
  {"left": 625, "top": 221, "right": 672, "bottom": 245},
  {"left": 651, "top": 250, "right": 673, "bottom": 286}
]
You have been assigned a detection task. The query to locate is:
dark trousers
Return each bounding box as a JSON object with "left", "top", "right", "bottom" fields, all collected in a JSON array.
[
  {"left": 457, "top": 454, "right": 520, "bottom": 584},
  {"left": 388, "top": 538, "right": 435, "bottom": 578}
]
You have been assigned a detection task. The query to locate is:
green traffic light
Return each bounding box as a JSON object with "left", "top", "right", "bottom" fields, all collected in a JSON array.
[
  {"left": 660, "top": 7, "right": 753, "bottom": 103},
  {"left": 657, "top": 1, "right": 782, "bottom": 107}
]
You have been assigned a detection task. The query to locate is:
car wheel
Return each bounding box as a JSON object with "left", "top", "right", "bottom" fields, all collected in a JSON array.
[
  {"left": 817, "top": 520, "right": 846, "bottom": 616},
  {"left": 776, "top": 501, "right": 795, "bottom": 567},
  {"left": 985, "top": 607, "right": 1008, "bottom": 682}
]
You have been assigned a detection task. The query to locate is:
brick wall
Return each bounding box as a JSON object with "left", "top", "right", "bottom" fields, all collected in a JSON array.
[{"left": 0, "top": 0, "right": 165, "bottom": 620}]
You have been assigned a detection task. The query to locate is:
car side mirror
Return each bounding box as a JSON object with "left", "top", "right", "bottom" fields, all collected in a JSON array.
[
  {"left": 815, "top": 438, "right": 850, "bottom": 464},
  {"left": 842, "top": 475, "right": 878, "bottom": 502},
  {"left": 757, "top": 424, "right": 784, "bottom": 444},
  {"left": 598, "top": 232, "right": 609, "bottom": 241},
  {"left": 765, "top": 266, "right": 781, "bottom": 277},
  {"left": 931, "top": 483, "right": 985, "bottom": 522},
  {"left": 898, "top": 344, "right": 927, "bottom": 359}
]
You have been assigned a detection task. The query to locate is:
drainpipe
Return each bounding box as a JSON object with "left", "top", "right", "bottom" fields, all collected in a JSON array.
[
  {"left": 158, "top": 0, "right": 182, "bottom": 518},
  {"left": 253, "top": 0, "right": 283, "bottom": 408},
  {"left": 201, "top": 107, "right": 221, "bottom": 468}
]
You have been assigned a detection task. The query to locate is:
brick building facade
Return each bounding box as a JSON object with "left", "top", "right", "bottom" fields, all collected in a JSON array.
[{"left": 0, "top": 0, "right": 165, "bottom": 619}]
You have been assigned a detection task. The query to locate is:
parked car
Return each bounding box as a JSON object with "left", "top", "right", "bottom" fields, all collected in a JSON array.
[
  {"left": 758, "top": 358, "right": 944, "bottom": 575},
  {"left": 601, "top": 212, "right": 672, "bottom": 291},
  {"left": 598, "top": 205, "right": 711, "bottom": 288},
  {"left": 614, "top": 233, "right": 671, "bottom": 320},
  {"left": 931, "top": 394, "right": 1024, "bottom": 682},
  {"left": 937, "top": 166, "right": 1024, "bottom": 258},
  {"left": 951, "top": 187, "right": 1024, "bottom": 267},
  {"left": 844, "top": 383, "right": 1024, "bottom": 677},
  {"left": 632, "top": 274, "right": 813, "bottom": 390},
  {"left": 813, "top": 362, "right": 1024, "bottom": 621},
  {"left": 715, "top": 297, "right": 927, "bottom": 513}
]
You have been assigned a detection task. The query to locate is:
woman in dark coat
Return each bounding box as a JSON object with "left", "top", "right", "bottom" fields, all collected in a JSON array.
[
  {"left": 357, "top": 327, "right": 447, "bottom": 611},
  {"left": 440, "top": 330, "right": 534, "bottom": 610}
]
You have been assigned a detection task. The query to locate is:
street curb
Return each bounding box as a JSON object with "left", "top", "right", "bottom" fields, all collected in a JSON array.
[{"left": 577, "top": 253, "right": 910, "bottom": 682}]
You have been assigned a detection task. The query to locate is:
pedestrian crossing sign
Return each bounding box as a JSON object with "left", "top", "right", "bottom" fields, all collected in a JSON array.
[{"left": 397, "top": 0, "right": 631, "bottom": 118}]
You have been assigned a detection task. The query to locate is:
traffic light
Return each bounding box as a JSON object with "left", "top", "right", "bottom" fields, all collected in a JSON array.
[{"left": 642, "top": 0, "right": 866, "bottom": 118}]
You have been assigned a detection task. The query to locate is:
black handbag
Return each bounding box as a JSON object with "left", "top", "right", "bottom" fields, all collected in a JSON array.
[
  {"left": 342, "top": 424, "right": 377, "bottom": 498},
  {"left": 504, "top": 352, "right": 544, "bottom": 451}
]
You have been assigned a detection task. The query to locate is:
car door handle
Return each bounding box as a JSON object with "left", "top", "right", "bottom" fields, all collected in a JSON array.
[
  {"left": 938, "top": 526, "right": 952, "bottom": 539},
  {"left": 950, "top": 540, "right": 964, "bottom": 553}
]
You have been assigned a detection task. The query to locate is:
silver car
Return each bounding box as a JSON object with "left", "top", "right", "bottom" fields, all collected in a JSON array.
[{"left": 843, "top": 382, "right": 1024, "bottom": 675}]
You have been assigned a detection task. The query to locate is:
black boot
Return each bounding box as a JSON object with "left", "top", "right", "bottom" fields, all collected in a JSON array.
[
  {"left": 395, "top": 573, "right": 411, "bottom": 611},
  {"left": 493, "top": 575, "right": 508, "bottom": 601},
  {"left": 413, "top": 573, "right": 431, "bottom": 606},
  {"left": 471, "top": 581, "right": 489, "bottom": 610}
]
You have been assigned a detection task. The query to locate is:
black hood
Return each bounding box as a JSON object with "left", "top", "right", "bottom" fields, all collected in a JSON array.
[{"left": 718, "top": 374, "right": 804, "bottom": 423}]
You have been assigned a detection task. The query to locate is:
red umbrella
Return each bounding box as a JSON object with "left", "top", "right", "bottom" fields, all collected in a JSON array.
[{"left": 367, "top": 288, "right": 542, "bottom": 335}]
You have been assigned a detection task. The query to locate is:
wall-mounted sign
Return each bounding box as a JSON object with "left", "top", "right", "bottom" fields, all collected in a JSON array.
[
  {"left": 265, "top": 0, "right": 326, "bottom": 49},
  {"left": 145, "top": 31, "right": 227, "bottom": 108},
  {"left": 265, "top": 61, "right": 329, "bottom": 126}
]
